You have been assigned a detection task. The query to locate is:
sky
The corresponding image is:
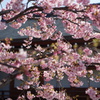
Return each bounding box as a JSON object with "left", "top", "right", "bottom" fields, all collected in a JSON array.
[
  {"left": 90, "top": 0, "right": 100, "bottom": 3},
  {"left": 0, "top": 0, "right": 100, "bottom": 9}
]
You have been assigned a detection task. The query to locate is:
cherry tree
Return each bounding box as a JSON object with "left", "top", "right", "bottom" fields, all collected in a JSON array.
[{"left": 0, "top": 0, "right": 100, "bottom": 100}]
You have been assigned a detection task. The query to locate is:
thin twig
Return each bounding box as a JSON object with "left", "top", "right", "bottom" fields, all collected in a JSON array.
[{"left": 0, "top": 62, "right": 17, "bottom": 69}]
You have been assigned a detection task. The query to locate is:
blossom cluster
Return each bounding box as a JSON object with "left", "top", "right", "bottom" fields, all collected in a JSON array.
[
  {"left": 0, "top": 38, "right": 100, "bottom": 99},
  {"left": 86, "top": 87, "right": 100, "bottom": 100},
  {"left": 0, "top": 0, "right": 100, "bottom": 100}
]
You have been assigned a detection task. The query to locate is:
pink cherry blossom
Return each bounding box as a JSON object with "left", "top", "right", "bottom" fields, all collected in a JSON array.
[
  {"left": 76, "top": 0, "right": 90, "bottom": 5},
  {"left": 27, "top": 91, "right": 35, "bottom": 100},
  {"left": 83, "top": 47, "right": 92, "bottom": 55},
  {"left": 10, "top": 22, "right": 22, "bottom": 29},
  {"left": 92, "top": 33, "right": 100, "bottom": 39},
  {"left": 86, "top": 87, "right": 100, "bottom": 100},
  {"left": 16, "top": 74, "right": 23, "bottom": 80},
  {"left": 0, "top": 22, "right": 7, "bottom": 30},
  {"left": 6, "top": 0, "right": 25, "bottom": 12},
  {"left": 0, "top": 0, "right": 100, "bottom": 100}
]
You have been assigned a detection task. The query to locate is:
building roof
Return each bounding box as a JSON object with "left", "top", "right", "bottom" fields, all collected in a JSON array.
[{"left": 0, "top": 19, "right": 70, "bottom": 40}]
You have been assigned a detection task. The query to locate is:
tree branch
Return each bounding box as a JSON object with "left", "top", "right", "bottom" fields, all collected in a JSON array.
[
  {"left": 89, "top": 63, "right": 100, "bottom": 66},
  {"left": 0, "top": 62, "right": 17, "bottom": 69},
  {"left": 93, "top": 29, "right": 100, "bottom": 33},
  {"left": 0, "top": 9, "right": 13, "bottom": 15},
  {"left": 4, "top": 6, "right": 85, "bottom": 23},
  {"left": 5, "top": 6, "right": 43, "bottom": 23}
]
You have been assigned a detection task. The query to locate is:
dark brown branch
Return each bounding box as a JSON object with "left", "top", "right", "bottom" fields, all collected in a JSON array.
[
  {"left": 53, "top": 6, "right": 85, "bottom": 13},
  {"left": 90, "top": 63, "right": 100, "bottom": 66},
  {"left": 84, "top": 62, "right": 100, "bottom": 68},
  {"left": 67, "top": 19, "right": 79, "bottom": 25},
  {"left": 5, "top": 6, "right": 43, "bottom": 23},
  {"left": 0, "top": 62, "right": 17, "bottom": 69},
  {"left": 4, "top": 6, "right": 85, "bottom": 23},
  {"left": 1, "top": 2, "right": 100, "bottom": 23},
  {"left": 0, "top": 0, "right": 3, "bottom": 3},
  {"left": 0, "top": 9, "right": 13, "bottom": 15}
]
